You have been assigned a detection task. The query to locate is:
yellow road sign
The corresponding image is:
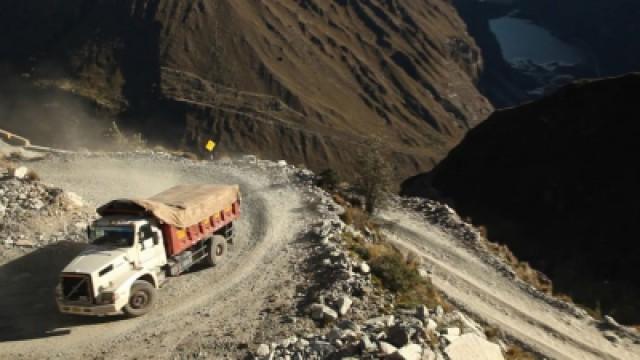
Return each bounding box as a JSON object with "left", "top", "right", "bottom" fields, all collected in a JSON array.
[{"left": 205, "top": 140, "right": 216, "bottom": 152}]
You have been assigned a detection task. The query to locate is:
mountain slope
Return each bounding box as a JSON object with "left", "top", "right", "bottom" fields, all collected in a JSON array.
[
  {"left": 402, "top": 74, "right": 640, "bottom": 324},
  {"left": 0, "top": 0, "right": 492, "bottom": 178}
]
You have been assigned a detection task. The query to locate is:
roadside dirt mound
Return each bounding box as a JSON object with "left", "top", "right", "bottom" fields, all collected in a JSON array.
[
  {"left": 0, "top": 0, "right": 492, "bottom": 179},
  {"left": 403, "top": 73, "right": 640, "bottom": 325}
]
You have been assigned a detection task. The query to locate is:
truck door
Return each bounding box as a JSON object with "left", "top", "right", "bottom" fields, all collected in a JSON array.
[{"left": 138, "top": 224, "right": 167, "bottom": 269}]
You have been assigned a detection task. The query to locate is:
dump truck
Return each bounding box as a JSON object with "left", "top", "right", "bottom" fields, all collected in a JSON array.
[{"left": 55, "top": 184, "right": 241, "bottom": 317}]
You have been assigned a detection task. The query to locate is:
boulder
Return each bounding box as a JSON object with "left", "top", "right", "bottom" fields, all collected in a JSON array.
[
  {"left": 426, "top": 319, "right": 438, "bottom": 333},
  {"left": 359, "top": 262, "right": 371, "bottom": 274},
  {"left": 387, "top": 325, "right": 413, "bottom": 347},
  {"left": 416, "top": 305, "right": 429, "bottom": 321},
  {"left": 337, "top": 296, "right": 353, "bottom": 315},
  {"left": 311, "top": 303, "right": 338, "bottom": 321},
  {"left": 366, "top": 315, "right": 395, "bottom": 327},
  {"left": 256, "top": 344, "right": 270, "bottom": 357},
  {"left": 11, "top": 166, "right": 28, "bottom": 179},
  {"left": 435, "top": 305, "right": 444, "bottom": 318},
  {"left": 379, "top": 341, "right": 397, "bottom": 355},
  {"left": 360, "top": 335, "right": 377, "bottom": 352},
  {"left": 63, "top": 191, "right": 85, "bottom": 208},
  {"left": 444, "top": 334, "right": 504, "bottom": 360}
]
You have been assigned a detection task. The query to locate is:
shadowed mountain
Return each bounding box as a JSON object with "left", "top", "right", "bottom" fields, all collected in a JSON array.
[
  {"left": 403, "top": 74, "right": 640, "bottom": 324},
  {"left": 0, "top": 0, "right": 492, "bottom": 179}
]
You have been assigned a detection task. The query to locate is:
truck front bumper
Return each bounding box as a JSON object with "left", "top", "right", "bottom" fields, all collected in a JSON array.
[{"left": 57, "top": 301, "right": 120, "bottom": 316}]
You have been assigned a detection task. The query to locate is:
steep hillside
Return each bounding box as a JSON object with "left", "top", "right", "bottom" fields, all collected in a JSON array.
[
  {"left": 0, "top": 0, "right": 492, "bottom": 179},
  {"left": 403, "top": 74, "right": 640, "bottom": 324}
]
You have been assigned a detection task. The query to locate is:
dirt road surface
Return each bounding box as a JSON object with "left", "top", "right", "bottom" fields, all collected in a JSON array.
[
  {"left": 380, "top": 209, "right": 640, "bottom": 360},
  {"left": 0, "top": 154, "right": 315, "bottom": 359},
  {"left": 2, "top": 152, "right": 640, "bottom": 359}
]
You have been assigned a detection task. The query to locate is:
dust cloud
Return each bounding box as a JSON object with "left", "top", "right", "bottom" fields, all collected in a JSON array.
[{"left": 0, "top": 65, "right": 116, "bottom": 151}]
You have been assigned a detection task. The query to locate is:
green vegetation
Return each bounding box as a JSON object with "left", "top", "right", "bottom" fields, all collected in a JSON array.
[
  {"left": 355, "top": 138, "right": 392, "bottom": 214},
  {"left": 340, "top": 203, "right": 447, "bottom": 310},
  {"left": 317, "top": 168, "right": 341, "bottom": 190}
]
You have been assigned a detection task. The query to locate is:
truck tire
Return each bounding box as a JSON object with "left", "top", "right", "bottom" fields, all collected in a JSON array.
[
  {"left": 205, "top": 235, "right": 226, "bottom": 267},
  {"left": 123, "top": 280, "right": 156, "bottom": 317}
]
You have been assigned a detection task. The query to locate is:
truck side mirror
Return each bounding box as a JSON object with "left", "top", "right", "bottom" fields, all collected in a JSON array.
[
  {"left": 139, "top": 224, "right": 152, "bottom": 241},
  {"left": 152, "top": 232, "right": 159, "bottom": 245}
]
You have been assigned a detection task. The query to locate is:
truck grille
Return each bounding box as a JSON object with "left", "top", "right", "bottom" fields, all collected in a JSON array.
[{"left": 61, "top": 274, "right": 94, "bottom": 304}]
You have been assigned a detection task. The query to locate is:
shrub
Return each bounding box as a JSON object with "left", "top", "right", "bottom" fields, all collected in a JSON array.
[
  {"left": 355, "top": 137, "right": 392, "bottom": 214},
  {"left": 342, "top": 231, "right": 447, "bottom": 309},
  {"left": 317, "top": 168, "right": 341, "bottom": 190},
  {"left": 504, "top": 345, "right": 538, "bottom": 360}
]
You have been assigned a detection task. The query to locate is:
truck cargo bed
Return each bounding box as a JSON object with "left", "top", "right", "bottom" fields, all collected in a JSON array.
[{"left": 162, "top": 199, "right": 240, "bottom": 256}]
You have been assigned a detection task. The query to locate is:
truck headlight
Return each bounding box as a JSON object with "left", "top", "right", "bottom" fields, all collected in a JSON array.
[{"left": 99, "top": 291, "right": 118, "bottom": 304}]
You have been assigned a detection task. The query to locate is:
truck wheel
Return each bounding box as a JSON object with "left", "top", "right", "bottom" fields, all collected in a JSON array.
[
  {"left": 205, "top": 235, "right": 226, "bottom": 267},
  {"left": 123, "top": 280, "right": 156, "bottom": 317}
]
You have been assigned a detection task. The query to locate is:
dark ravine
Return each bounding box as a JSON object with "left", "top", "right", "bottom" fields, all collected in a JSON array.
[
  {"left": 0, "top": 0, "right": 492, "bottom": 180},
  {"left": 402, "top": 74, "right": 640, "bottom": 325}
]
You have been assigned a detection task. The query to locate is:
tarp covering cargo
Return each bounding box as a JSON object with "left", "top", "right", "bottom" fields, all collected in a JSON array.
[{"left": 97, "top": 184, "right": 240, "bottom": 228}]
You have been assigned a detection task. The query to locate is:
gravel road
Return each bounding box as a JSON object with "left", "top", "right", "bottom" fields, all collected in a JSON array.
[
  {"left": 0, "top": 154, "right": 315, "bottom": 359},
  {"left": 379, "top": 209, "right": 640, "bottom": 360}
]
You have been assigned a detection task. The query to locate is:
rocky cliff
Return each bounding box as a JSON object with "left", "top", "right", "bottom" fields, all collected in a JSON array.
[
  {"left": 0, "top": 0, "right": 492, "bottom": 179},
  {"left": 403, "top": 74, "right": 640, "bottom": 324}
]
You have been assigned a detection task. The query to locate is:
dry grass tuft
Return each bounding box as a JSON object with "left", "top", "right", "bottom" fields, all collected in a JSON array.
[
  {"left": 342, "top": 227, "right": 448, "bottom": 310},
  {"left": 504, "top": 345, "right": 538, "bottom": 360},
  {"left": 25, "top": 169, "right": 41, "bottom": 181}
]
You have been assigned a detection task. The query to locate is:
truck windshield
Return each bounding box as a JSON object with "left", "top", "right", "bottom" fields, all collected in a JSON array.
[{"left": 91, "top": 226, "right": 135, "bottom": 247}]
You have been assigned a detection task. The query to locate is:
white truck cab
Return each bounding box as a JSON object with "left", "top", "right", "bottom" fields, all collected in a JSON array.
[
  {"left": 55, "top": 184, "right": 239, "bottom": 317},
  {"left": 56, "top": 216, "right": 167, "bottom": 316}
]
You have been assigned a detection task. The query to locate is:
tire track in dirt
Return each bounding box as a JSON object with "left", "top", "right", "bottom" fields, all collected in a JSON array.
[{"left": 379, "top": 210, "right": 640, "bottom": 360}]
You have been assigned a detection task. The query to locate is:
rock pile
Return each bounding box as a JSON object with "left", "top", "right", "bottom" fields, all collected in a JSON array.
[
  {"left": 0, "top": 168, "right": 92, "bottom": 249},
  {"left": 250, "top": 184, "right": 507, "bottom": 359}
]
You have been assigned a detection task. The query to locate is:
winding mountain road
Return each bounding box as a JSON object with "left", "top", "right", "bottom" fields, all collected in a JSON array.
[
  {"left": 0, "top": 154, "right": 313, "bottom": 359},
  {"left": 380, "top": 209, "right": 640, "bottom": 360}
]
